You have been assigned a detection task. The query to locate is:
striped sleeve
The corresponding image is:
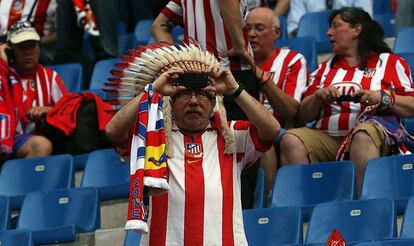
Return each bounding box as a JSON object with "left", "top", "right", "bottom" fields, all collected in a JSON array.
[
  {"left": 161, "top": 0, "right": 183, "bottom": 24},
  {"left": 393, "top": 55, "right": 414, "bottom": 96},
  {"left": 231, "top": 120, "right": 271, "bottom": 169},
  {"left": 283, "top": 52, "right": 309, "bottom": 102}
]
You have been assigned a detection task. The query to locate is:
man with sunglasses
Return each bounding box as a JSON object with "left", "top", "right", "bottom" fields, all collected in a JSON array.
[
  {"left": 0, "top": 21, "right": 67, "bottom": 159},
  {"left": 246, "top": 7, "right": 308, "bottom": 197}
]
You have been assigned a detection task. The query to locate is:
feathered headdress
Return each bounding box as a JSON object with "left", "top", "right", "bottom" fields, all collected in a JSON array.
[{"left": 104, "top": 41, "right": 236, "bottom": 156}]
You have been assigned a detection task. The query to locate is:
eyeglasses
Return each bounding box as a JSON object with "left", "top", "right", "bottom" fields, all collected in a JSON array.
[
  {"left": 246, "top": 24, "right": 279, "bottom": 33},
  {"left": 9, "top": 21, "right": 33, "bottom": 32},
  {"left": 174, "top": 89, "right": 212, "bottom": 102}
]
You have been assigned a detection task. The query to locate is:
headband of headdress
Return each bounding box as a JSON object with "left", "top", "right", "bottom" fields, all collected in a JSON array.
[{"left": 104, "top": 41, "right": 236, "bottom": 155}]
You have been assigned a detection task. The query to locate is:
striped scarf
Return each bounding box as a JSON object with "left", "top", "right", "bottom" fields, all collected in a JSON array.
[{"left": 125, "top": 84, "right": 169, "bottom": 233}]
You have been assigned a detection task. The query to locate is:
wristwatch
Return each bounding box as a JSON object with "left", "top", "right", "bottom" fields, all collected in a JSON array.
[
  {"left": 380, "top": 90, "right": 394, "bottom": 108},
  {"left": 229, "top": 84, "right": 244, "bottom": 99}
]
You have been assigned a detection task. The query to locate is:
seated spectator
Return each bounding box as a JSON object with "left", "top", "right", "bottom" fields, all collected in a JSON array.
[
  {"left": 0, "top": 21, "right": 68, "bottom": 159},
  {"left": 0, "top": 0, "right": 58, "bottom": 64},
  {"left": 287, "top": 0, "right": 373, "bottom": 36},
  {"left": 280, "top": 7, "right": 414, "bottom": 195},
  {"left": 246, "top": 7, "right": 308, "bottom": 197}
]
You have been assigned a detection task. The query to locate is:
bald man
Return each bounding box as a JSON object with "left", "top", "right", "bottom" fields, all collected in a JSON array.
[{"left": 246, "top": 7, "right": 308, "bottom": 196}]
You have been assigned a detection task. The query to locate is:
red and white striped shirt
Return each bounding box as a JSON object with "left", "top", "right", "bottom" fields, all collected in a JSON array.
[
  {"left": 258, "top": 48, "right": 308, "bottom": 125},
  {"left": 304, "top": 52, "right": 414, "bottom": 136},
  {"left": 0, "top": 0, "right": 57, "bottom": 36},
  {"left": 140, "top": 120, "right": 270, "bottom": 245},
  {"left": 161, "top": 0, "right": 253, "bottom": 71}
]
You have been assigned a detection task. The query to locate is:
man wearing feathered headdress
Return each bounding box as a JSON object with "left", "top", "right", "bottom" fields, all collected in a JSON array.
[{"left": 105, "top": 42, "right": 280, "bottom": 245}]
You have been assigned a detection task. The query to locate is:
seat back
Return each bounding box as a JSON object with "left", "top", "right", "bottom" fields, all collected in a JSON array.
[
  {"left": 306, "top": 198, "right": 396, "bottom": 244},
  {"left": 360, "top": 155, "right": 414, "bottom": 213},
  {"left": 0, "top": 230, "right": 33, "bottom": 246},
  {"left": 354, "top": 239, "right": 414, "bottom": 246},
  {"left": 253, "top": 168, "right": 266, "bottom": 209},
  {"left": 279, "top": 15, "right": 288, "bottom": 41},
  {"left": 134, "top": 19, "right": 154, "bottom": 46},
  {"left": 0, "top": 155, "right": 74, "bottom": 208},
  {"left": 400, "top": 197, "right": 414, "bottom": 238},
  {"left": 243, "top": 206, "right": 302, "bottom": 245},
  {"left": 374, "top": 13, "right": 396, "bottom": 38},
  {"left": 373, "top": 0, "right": 392, "bottom": 15},
  {"left": 48, "top": 63, "right": 83, "bottom": 92},
  {"left": 0, "top": 196, "right": 10, "bottom": 231},
  {"left": 297, "top": 11, "right": 332, "bottom": 53},
  {"left": 276, "top": 36, "right": 317, "bottom": 71},
  {"left": 80, "top": 149, "right": 129, "bottom": 200},
  {"left": 123, "top": 230, "right": 142, "bottom": 246},
  {"left": 118, "top": 33, "right": 135, "bottom": 56},
  {"left": 17, "top": 188, "right": 100, "bottom": 232},
  {"left": 89, "top": 58, "right": 120, "bottom": 90},
  {"left": 270, "top": 161, "right": 355, "bottom": 220},
  {"left": 394, "top": 27, "right": 414, "bottom": 54}
]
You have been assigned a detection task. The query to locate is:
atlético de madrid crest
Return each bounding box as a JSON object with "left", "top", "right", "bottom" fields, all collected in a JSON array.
[{"left": 363, "top": 68, "right": 376, "bottom": 78}]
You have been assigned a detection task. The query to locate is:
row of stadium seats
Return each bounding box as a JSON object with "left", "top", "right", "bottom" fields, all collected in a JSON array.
[
  {"left": 245, "top": 197, "right": 414, "bottom": 245},
  {"left": 253, "top": 155, "right": 414, "bottom": 220},
  {"left": 0, "top": 149, "right": 129, "bottom": 210}
]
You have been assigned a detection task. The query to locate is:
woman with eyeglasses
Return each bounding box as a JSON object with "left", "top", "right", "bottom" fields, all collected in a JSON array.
[{"left": 280, "top": 7, "right": 414, "bottom": 195}]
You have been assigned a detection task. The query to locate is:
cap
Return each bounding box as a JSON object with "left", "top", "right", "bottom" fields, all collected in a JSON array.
[{"left": 7, "top": 21, "right": 40, "bottom": 44}]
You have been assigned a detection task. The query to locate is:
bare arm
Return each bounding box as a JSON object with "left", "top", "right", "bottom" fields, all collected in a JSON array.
[
  {"left": 152, "top": 13, "right": 176, "bottom": 43},
  {"left": 218, "top": 0, "right": 255, "bottom": 66},
  {"left": 261, "top": 80, "right": 299, "bottom": 122},
  {"left": 298, "top": 86, "right": 339, "bottom": 123},
  {"left": 207, "top": 66, "right": 279, "bottom": 145},
  {"left": 391, "top": 95, "right": 414, "bottom": 118},
  {"left": 235, "top": 89, "right": 280, "bottom": 144},
  {"left": 273, "top": 0, "right": 291, "bottom": 16}
]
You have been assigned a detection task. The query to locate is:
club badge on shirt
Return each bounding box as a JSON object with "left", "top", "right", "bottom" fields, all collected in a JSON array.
[
  {"left": 185, "top": 143, "right": 203, "bottom": 158},
  {"left": 363, "top": 68, "right": 376, "bottom": 78}
]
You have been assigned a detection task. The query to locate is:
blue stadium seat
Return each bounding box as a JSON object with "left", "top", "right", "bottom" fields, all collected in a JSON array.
[
  {"left": 276, "top": 36, "right": 318, "bottom": 71},
  {"left": 253, "top": 168, "right": 266, "bottom": 209},
  {"left": 394, "top": 27, "right": 414, "bottom": 54},
  {"left": 374, "top": 13, "right": 396, "bottom": 38},
  {"left": 355, "top": 239, "right": 414, "bottom": 246},
  {"left": 400, "top": 197, "right": 414, "bottom": 239},
  {"left": 360, "top": 155, "right": 414, "bottom": 214},
  {"left": 49, "top": 63, "right": 83, "bottom": 92},
  {"left": 89, "top": 58, "right": 120, "bottom": 93},
  {"left": 306, "top": 198, "right": 396, "bottom": 244},
  {"left": 373, "top": 0, "right": 392, "bottom": 15},
  {"left": 134, "top": 19, "right": 154, "bottom": 46},
  {"left": 279, "top": 15, "right": 288, "bottom": 41},
  {"left": 0, "top": 155, "right": 74, "bottom": 209},
  {"left": 124, "top": 230, "right": 142, "bottom": 246},
  {"left": 17, "top": 188, "right": 100, "bottom": 245},
  {"left": 80, "top": 149, "right": 129, "bottom": 200},
  {"left": 243, "top": 206, "right": 302, "bottom": 245},
  {"left": 269, "top": 161, "right": 355, "bottom": 221},
  {"left": 172, "top": 25, "right": 184, "bottom": 42},
  {"left": 0, "top": 196, "right": 10, "bottom": 231},
  {"left": 117, "top": 21, "right": 127, "bottom": 36},
  {"left": 297, "top": 11, "right": 332, "bottom": 54},
  {"left": 0, "top": 230, "right": 33, "bottom": 246}
]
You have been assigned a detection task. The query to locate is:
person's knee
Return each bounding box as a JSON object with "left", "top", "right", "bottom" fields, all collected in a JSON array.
[
  {"left": 280, "top": 133, "right": 303, "bottom": 152},
  {"left": 17, "top": 136, "right": 52, "bottom": 158},
  {"left": 350, "top": 131, "right": 376, "bottom": 148}
]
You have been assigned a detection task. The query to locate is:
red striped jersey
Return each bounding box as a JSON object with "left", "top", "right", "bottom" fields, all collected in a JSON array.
[
  {"left": 304, "top": 52, "right": 414, "bottom": 136},
  {"left": 0, "top": 0, "right": 57, "bottom": 36},
  {"left": 7, "top": 64, "right": 68, "bottom": 132},
  {"left": 140, "top": 120, "right": 270, "bottom": 245},
  {"left": 161, "top": 0, "right": 253, "bottom": 71},
  {"left": 258, "top": 48, "right": 308, "bottom": 126}
]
